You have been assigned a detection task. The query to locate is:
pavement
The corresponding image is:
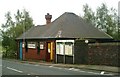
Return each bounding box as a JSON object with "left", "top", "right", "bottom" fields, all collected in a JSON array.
[{"left": 3, "top": 59, "right": 120, "bottom": 74}]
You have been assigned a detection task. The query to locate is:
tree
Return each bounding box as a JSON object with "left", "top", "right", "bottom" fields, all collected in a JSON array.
[
  {"left": 82, "top": 3, "right": 119, "bottom": 40},
  {"left": 96, "top": 3, "right": 118, "bottom": 37},
  {"left": 1, "top": 9, "right": 34, "bottom": 58},
  {"left": 83, "top": 4, "right": 96, "bottom": 26},
  {"left": 14, "top": 9, "right": 34, "bottom": 37},
  {"left": 0, "top": 29, "right": 2, "bottom": 46}
]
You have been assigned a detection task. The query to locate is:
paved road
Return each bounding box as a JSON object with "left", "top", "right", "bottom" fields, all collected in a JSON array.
[{"left": 2, "top": 59, "right": 118, "bottom": 76}]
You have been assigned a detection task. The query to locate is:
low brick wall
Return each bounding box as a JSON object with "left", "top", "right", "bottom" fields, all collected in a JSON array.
[
  {"left": 88, "top": 43, "right": 120, "bottom": 67},
  {"left": 56, "top": 40, "right": 119, "bottom": 67}
]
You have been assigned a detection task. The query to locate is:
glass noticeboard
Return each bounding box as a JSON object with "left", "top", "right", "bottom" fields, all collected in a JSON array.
[
  {"left": 65, "top": 43, "right": 73, "bottom": 55},
  {"left": 56, "top": 42, "right": 73, "bottom": 55},
  {"left": 56, "top": 42, "right": 64, "bottom": 55}
]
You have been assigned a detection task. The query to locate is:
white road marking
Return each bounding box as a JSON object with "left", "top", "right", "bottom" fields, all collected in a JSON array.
[
  {"left": 7, "top": 67, "right": 23, "bottom": 73},
  {"left": 49, "top": 66, "right": 53, "bottom": 67},
  {"left": 86, "top": 71, "right": 99, "bottom": 75},
  {"left": 49, "top": 65, "right": 70, "bottom": 71},
  {"left": 68, "top": 68, "right": 74, "bottom": 70},
  {"left": 49, "top": 66, "right": 64, "bottom": 70},
  {"left": 68, "top": 68, "right": 100, "bottom": 75},
  {"left": 57, "top": 67, "right": 62, "bottom": 69},
  {"left": 68, "top": 68, "right": 80, "bottom": 71},
  {"left": 34, "top": 65, "right": 39, "bottom": 66},
  {"left": 78, "top": 70, "right": 86, "bottom": 73},
  {"left": 100, "top": 71, "right": 105, "bottom": 74},
  {"left": 104, "top": 73, "right": 114, "bottom": 75},
  {"left": 69, "top": 68, "right": 114, "bottom": 75},
  {"left": 72, "top": 69, "right": 80, "bottom": 71},
  {"left": 27, "top": 74, "right": 30, "bottom": 75},
  {"left": 24, "top": 64, "right": 30, "bottom": 65}
]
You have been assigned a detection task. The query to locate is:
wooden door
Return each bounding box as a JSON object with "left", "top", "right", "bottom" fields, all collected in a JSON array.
[
  {"left": 46, "top": 42, "right": 54, "bottom": 62},
  {"left": 19, "top": 40, "right": 22, "bottom": 60}
]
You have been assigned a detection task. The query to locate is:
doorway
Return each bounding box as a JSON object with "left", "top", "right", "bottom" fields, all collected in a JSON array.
[
  {"left": 19, "top": 40, "right": 22, "bottom": 60},
  {"left": 46, "top": 42, "right": 54, "bottom": 62}
]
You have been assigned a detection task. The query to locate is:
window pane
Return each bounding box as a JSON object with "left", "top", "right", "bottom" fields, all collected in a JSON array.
[
  {"left": 28, "top": 42, "right": 36, "bottom": 49},
  {"left": 65, "top": 42, "right": 73, "bottom": 55},
  {"left": 56, "top": 44, "right": 60, "bottom": 54},
  {"left": 40, "top": 42, "right": 44, "bottom": 49},
  {"left": 59, "top": 44, "right": 64, "bottom": 55}
]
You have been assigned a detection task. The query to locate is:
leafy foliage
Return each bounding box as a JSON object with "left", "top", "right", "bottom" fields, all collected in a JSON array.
[
  {"left": 1, "top": 9, "right": 34, "bottom": 58},
  {"left": 83, "top": 4, "right": 96, "bottom": 26},
  {"left": 83, "top": 3, "right": 119, "bottom": 40}
]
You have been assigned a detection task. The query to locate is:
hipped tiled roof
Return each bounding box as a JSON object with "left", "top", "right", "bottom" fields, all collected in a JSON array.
[{"left": 16, "top": 12, "right": 112, "bottom": 40}]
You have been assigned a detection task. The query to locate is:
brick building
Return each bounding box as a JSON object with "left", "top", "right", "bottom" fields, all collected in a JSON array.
[{"left": 16, "top": 12, "right": 112, "bottom": 63}]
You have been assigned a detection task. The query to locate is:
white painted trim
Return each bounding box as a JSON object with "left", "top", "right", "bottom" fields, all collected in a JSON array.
[{"left": 56, "top": 40, "right": 74, "bottom": 43}]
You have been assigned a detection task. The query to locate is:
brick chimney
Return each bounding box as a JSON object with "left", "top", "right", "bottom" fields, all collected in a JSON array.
[{"left": 45, "top": 13, "right": 52, "bottom": 25}]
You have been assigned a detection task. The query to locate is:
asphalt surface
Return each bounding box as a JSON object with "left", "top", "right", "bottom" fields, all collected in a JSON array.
[
  {"left": 1, "top": 59, "right": 120, "bottom": 77},
  {"left": 2, "top": 60, "right": 97, "bottom": 75},
  {"left": 2, "top": 59, "right": 118, "bottom": 76}
]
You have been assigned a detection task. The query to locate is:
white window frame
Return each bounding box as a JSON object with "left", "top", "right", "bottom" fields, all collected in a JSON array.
[
  {"left": 28, "top": 42, "right": 36, "bottom": 49},
  {"left": 56, "top": 40, "right": 74, "bottom": 56}
]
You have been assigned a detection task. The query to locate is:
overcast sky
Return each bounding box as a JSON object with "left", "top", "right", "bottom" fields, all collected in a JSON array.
[{"left": 0, "top": 0, "right": 119, "bottom": 26}]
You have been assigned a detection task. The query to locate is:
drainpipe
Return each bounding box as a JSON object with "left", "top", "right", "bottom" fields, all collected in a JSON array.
[
  {"left": 73, "top": 43, "right": 74, "bottom": 64},
  {"left": 63, "top": 42, "right": 65, "bottom": 64},
  {"left": 56, "top": 42, "right": 57, "bottom": 63}
]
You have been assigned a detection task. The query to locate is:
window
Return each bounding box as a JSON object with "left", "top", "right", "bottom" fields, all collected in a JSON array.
[
  {"left": 22, "top": 42, "right": 25, "bottom": 48},
  {"left": 65, "top": 42, "right": 73, "bottom": 55},
  {"left": 56, "top": 42, "right": 64, "bottom": 55},
  {"left": 40, "top": 42, "right": 44, "bottom": 49},
  {"left": 28, "top": 42, "right": 36, "bottom": 49},
  {"left": 56, "top": 40, "right": 74, "bottom": 56},
  {"left": 59, "top": 43, "right": 64, "bottom": 55}
]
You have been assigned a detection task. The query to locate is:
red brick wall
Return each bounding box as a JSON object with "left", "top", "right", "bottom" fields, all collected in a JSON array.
[
  {"left": 22, "top": 40, "right": 55, "bottom": 61},
  {"left": 23, "top": 48, "right": 46, "bottom": 60},
  {"left": 22, "top": 42, "right": 47, "bottom": 60},
  {"left": 88, "top": 43, "right": 120, "bottom": 66}
]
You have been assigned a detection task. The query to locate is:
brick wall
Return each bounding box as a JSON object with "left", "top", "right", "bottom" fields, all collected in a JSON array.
[
  {"left": 88, "top": 43, "right": 120, "bottom": 66},
  {"left": 22, "top": 44, "right": 47, "bottom": 60},
  {"left": 21, "top": 40, "right": 55, "bottom": 61},
  {"left": 73, "top": 40, "right": 119, "bottom": 66}
]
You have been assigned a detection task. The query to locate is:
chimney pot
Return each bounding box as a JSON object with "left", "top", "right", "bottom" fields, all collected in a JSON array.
[{"left": 45, "top": 13, "right": 52, "bottom": 25}]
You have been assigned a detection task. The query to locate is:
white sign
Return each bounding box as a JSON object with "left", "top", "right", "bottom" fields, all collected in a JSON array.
[
  {"left": 56, "top": 40, "right": 74, "bottom": 43},
  {"left": 59, "top": 44, "right": 64, "bottom": 55},
  {"left": 28, "top": 43, "right": 36, "bottom": 48},
  {"left": 65, "top": 44, "right": 72, "bottom": 55},
  {"left": 40, "top": 44, "right": 44, "bottom": 49},
  {"left": 22, "top": 43, "right": 24, "bottom": 48},
  {"left": 56, "top": 43, "right": 64, "bottom": 55},
  {"left": 56, "top": 44, "right": 60, "bottom": 54},
  {"left": 40, "top": 42, "right": 44, "bottom": 49},
  {"left": 56, "top": 40, "right": 74, "bottom": 55}
]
